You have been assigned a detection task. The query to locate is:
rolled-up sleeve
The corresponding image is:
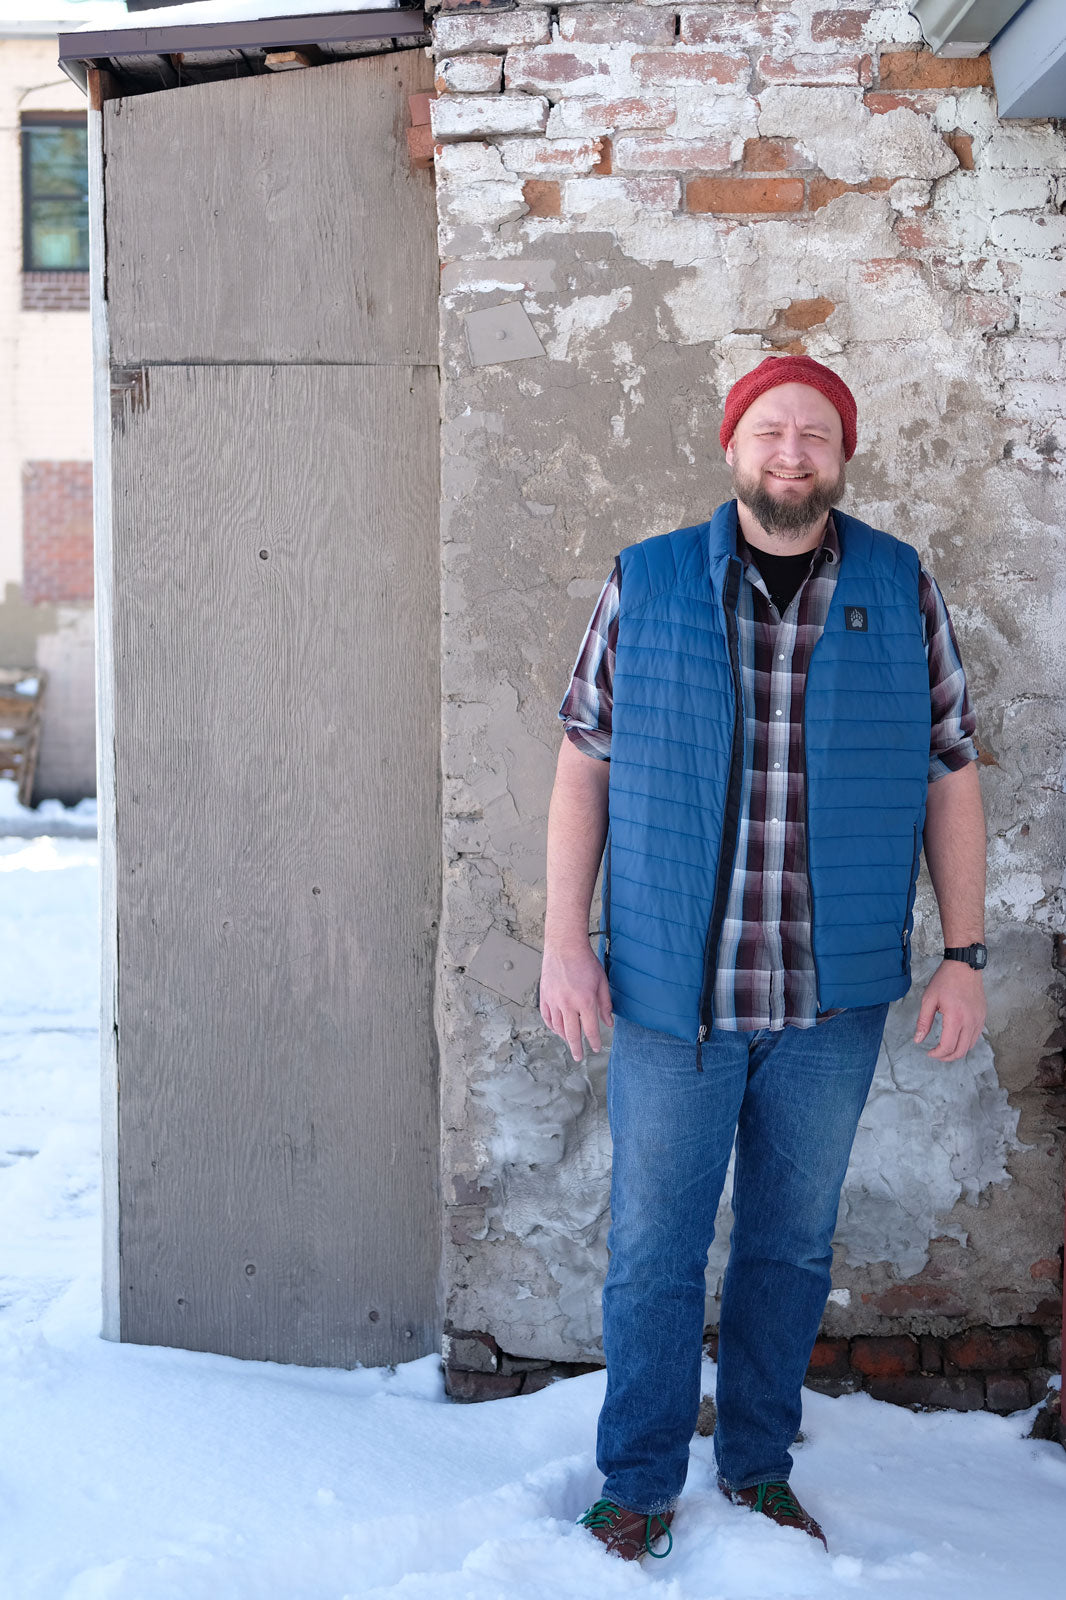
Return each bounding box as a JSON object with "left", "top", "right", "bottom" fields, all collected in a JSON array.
[
  {"left": 558, "top": 570, "right": 619, "bottom": 760},
  {"left": 920, "top": 565, "right": 979, "bottom": 783}
]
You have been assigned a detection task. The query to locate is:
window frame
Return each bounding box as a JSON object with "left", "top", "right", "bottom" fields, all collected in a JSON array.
[{"left": 21, "top": 110, "right": 90, "bottom": 274}]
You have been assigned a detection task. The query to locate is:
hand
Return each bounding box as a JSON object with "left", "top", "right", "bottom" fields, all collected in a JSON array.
[
  {"left": 539, "top": 942, "right": 613, "bottom": 1062},
  {"left": 914, "top": 960, "right": 987, "bottom": 1061}
]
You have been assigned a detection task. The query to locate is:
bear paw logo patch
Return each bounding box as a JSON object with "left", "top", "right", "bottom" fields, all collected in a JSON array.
[{"left": 845, "top": 606, "right": 868, "bottom": 632}]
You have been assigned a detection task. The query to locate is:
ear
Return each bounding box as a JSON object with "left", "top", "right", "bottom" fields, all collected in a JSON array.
[{"left": 725, "top": 438, "right": 735, "bottom": 467}]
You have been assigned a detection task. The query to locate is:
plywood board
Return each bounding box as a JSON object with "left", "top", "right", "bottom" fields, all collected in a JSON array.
[
  {"left": 104, "top": 50, "right": 437, "bottom": 366},
  {"left": 110, "top": 363, "right": 441, "bottom": 1366}
]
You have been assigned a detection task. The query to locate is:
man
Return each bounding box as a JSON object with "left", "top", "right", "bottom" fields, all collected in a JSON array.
[{"left": 539, "top": 356, "right": 986, "bottom": 1562}]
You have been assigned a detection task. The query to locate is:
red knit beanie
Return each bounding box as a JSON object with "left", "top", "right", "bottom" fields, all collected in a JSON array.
[{"left": 719, "top": 356, "right": 858, "bottom": 460}]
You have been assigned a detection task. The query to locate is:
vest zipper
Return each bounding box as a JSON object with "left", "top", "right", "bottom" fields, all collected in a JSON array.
[
  {"left": 800, "top": 668, "right": 822, "bottom": 1011},
  {"left": 696, "top": 557, "right": 745, "bottom": 1047},
  {"left": 603, "top": 831, "right": 612, "bottom": 974}
]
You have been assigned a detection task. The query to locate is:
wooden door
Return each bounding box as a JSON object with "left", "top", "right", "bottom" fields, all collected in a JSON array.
[{"left": 103, "top": 52, "right": 440, "bottom": 1366}]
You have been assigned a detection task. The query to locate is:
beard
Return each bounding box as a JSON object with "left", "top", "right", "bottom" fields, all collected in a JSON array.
[{"left": 732, "top": 460, "right": 846, "bottom": 538}]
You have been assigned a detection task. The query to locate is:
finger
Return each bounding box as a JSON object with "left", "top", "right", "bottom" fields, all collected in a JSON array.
[
  {"left": 563, "top": 1012, "right": 584, "bottom": 1063},
  {"left": 581, "top": 1007, "right": 602, "bottom": 1056},
  {"left": 541, "top": 1000, "right": 556, "bottom": 1034},
  {"left": 929, "top": 1014, "right": 964, "bottom": 1061},
  {"left": 597, "top": 973, "right": 614, "bottom": 1029},
  {"left": 914, "top": 991, "right": 940, "bottom": 1043}
]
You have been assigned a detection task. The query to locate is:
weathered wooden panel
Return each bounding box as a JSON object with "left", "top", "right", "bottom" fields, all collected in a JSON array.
[
  {"left": 110, "top": 364, "right": 441, "bottom": 1365},
  {"left": 104, "top": 50, "right": 437, "bottom": 366}
]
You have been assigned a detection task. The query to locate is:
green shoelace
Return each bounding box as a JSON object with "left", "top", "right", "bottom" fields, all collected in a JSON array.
[
  {"left": 754, "top": 1481, "right": 804, "bottom": 1521},
  {"left": 578, "top": 1498, "right": 674, "bottom": 1559}
]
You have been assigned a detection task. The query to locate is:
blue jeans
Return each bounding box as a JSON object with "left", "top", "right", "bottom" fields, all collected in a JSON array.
[{"left": 596, "top": 1005, "right": 889, "bottom": 1515}]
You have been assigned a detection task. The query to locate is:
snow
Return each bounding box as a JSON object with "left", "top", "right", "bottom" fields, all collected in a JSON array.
[{"left": 0, "top": 824, "right": 1063, "bottom": 1598}]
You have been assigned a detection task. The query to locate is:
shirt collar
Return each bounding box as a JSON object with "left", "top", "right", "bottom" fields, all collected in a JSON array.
[{"left": 738, "top": 512, "right": 840, "bottom": 578}]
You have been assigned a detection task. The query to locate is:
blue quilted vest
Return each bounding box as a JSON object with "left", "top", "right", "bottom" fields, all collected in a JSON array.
[{"left": 605, "top": 500, "right": 930, "bottom": 1041}]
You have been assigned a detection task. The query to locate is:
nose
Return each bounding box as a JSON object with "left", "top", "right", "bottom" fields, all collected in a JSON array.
[{"left": 772, "top": 424, "right": 807, "bottom": 463}]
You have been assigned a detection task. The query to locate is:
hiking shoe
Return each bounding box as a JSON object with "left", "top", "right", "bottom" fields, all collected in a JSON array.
[
  {"left": 718, "top": 1478, "right": 827, "bottom": 1550},
  {"left": 577, "top": 1498, "right": 674, "bottom": 1561}
]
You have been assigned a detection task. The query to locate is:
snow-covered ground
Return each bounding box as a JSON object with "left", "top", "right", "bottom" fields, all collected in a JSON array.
[{"left": 0, "top": 810, "right": 1063, "bottom": 1599}]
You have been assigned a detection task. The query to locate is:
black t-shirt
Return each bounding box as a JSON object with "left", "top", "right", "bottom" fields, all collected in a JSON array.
[{"left": 745, "top": 544, "right": 818, "bottom": 618}]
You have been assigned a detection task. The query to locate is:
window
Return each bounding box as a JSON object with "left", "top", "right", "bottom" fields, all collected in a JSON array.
[{"left": 22, "top": 115, "right": 89, "bottom": 272}]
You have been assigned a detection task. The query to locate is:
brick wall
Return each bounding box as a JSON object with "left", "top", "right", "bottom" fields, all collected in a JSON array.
[
  {"left": 22, "top": 461, "right": 94, "bottom": 605},
  {"left": 445, "top": 1322, "right": 1064, "bottom": 1415},
  {"left": 428, "top": 0, "right": 1066, "bottom": 1391},
  {"left": 22, "top": 272, "right": 91, "bottom": 312}
]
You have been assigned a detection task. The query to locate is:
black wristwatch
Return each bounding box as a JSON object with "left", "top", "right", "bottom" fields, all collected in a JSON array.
[{"left": 943, "top": 943, "right": 987, "bottom": 970}]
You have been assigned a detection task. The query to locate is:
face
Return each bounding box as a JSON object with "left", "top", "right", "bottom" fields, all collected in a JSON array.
[{"left": 726, "top": 382, "right": 846, "bottom": 537}]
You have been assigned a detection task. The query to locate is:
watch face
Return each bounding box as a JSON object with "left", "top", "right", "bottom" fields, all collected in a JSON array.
[{"left": 973, "top": 944, "right": 988, "bottom": 969}]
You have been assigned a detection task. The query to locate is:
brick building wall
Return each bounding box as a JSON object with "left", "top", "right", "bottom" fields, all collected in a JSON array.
[
  {"left": 427, "top": 0, "right": 1065, "bottom": 1409},
  {"left": 22, "top": 271, "right": 90, "bottom": 312},
  {"left": 22, "top": 461, "right": 93, "bottom": 606}
]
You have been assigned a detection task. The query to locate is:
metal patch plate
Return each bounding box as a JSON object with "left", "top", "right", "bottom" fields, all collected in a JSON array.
[
  {"left": 464, "top": 301, "right": 546, "bottom": 367},
  {"left": 467, "top": 929, "right": 543, "bottom": 1006}
]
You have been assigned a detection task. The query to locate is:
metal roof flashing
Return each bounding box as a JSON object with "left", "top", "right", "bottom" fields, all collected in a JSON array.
[
  {"left": 58, "top": 5, "right": 427, "bottom": 95},
  {"left": 909, "top": 0, "right": 1030, "bottom": 56}
]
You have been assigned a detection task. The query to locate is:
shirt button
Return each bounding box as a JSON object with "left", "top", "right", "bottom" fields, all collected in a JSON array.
[
  {"left": 770, "top": 817, "right": 779, "bottom": 824},
  {"left": 778, "top": 654, "right": 785, "bottom": 661},
  {"left": 773, "top": 762, "right": 781, "bottom": 770},
  {"left": 775, "top": 709, "right": 783, "bottom": 716}
]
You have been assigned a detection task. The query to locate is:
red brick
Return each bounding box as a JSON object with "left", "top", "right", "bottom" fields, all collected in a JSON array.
[
  {"left": 943, "top": 128, "right": 975, "bottom": 170},
  {"left": 597, "top": 135, "right": 613, "bottom": 176},
  {"left": 687, "top": 175, "right": 804, "bottom": 213},
  {"left": 546, "top": 95, "right": 676, "bottom": 137},
  {"left": 806, "top": 1337, "right": 850, "bottom": 1379},
  {"left": 523, "top": 178, "right": 561, "bottom": 217},
  {"left": 634, "top": 50, "right": 751, "bottom": 89},
  {"left": 445, "top": 1368, "right": 524, "bottom": 1401},
  {"left": 742, "top": 137, "right": 805, "bottom": 172},
  {"left": 878, "top": 49, "right": 993, "bottom": 91},
  {"left": 808, "top": 175, "right": 892, "bottom": 210},
  {"left": 919, "top": 1335, "right": 943, "bottom": 1372},
  {"left": 864, "top": 90, "right": 942, "bottom": 115},
  {"left": 851, "top": 1335, "right": 920, "bottom": 1379},
  {"left": 866, "top": 1374, "right": 985, "bottom": 1410},
  {"left": 811, "top": 8, "right": 871, "bottom": 41},
  {"left": 22, "top": 461, "right": 93, "bottom": 605},
  {"left": 406, "top": 123, "right": 435, "bottom": 168},
  {"left": 614, "top": 135, "right": 733, "bottom": 172},
  {"left": 505, "top": 46, "right": 615, "bottom": 94},
  {"left": 22, "top": 271, "right": 90, "bottom": 313},
  {"left": 944, "top": 1326, "right": 1044, "bottom": 1372},
  {"left": 679, "top": 9, "right": 776, "bottom": 47},
  {"left": 896, "top": 219, "right": 951, "bottom": 252},
  {"left": 985, "top": 1372, "right": 1033, "bottom": 1413},
  {"left": 758, "top": 53, "right": 871, "bottom": 87},
  {"left": 1024, "top": 1299, "right": 1064, "bottom": 1328},
  {"left": 434, "top": 10, "right": 550, "bottom": 53},
  {"left": 521, "top": 1369, "right": 559, "bottom": 1395},
  {"left": 778, "top": 295, "right": 836, "bottom": 330},
  {"left": 559, "top": 5, "right": 676, "bottom": 45},
  {"left": 409, "top": 91, "right": 435, "bottom": 127},
  {"left": 1030, "top": 1258, "right": 1062, "bottom": 1281}
]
